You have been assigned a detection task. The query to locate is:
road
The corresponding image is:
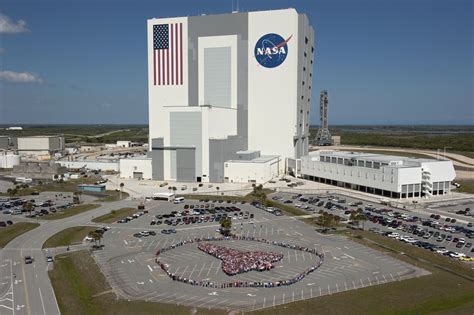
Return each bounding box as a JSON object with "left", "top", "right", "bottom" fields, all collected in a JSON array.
[{"left": 0, "top": 199, "right": 136, "bottom": 315}]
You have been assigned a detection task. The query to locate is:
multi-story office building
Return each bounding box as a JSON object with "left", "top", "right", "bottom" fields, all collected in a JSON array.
[
  {"left": 300, "top": 151, "right": 456, "bottom": 199},
  {"left": 146, "top": 8, "right": 314, "bottom": 182}
]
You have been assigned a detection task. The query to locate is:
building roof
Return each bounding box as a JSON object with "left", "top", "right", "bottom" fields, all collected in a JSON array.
[
  {"left": 309, "top": 150, "right": 450, "bottom": 168},
  {"left": 226, "top": 155, "right": 279, "bottom": 164}
]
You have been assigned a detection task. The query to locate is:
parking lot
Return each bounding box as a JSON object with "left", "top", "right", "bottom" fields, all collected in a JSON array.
[
  {"left": 90, "top": 198, "right": 426, "bottom": 312},
  {"left": 270, "top": 192, "right": 474, "bottom": 259}
]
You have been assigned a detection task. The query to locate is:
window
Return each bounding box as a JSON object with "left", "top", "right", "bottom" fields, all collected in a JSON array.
[
  {"left": 309, "top": 73, "right": 312, "bottom": 77},
  {"left": 300, "top": 109, "right": 303, "bottom": 113},
  {"left": 307, "top": 99, "right": 310, "bottom": 102},
  {"left": 305, "top": 37, "right": 308, "bottom": 44},
  {"left": 304, "top": 52, "right": 307, "bottom": 57},
  {"left": 134, "top": 166, "right": 137, "bottom": 170},
  {"left": 302, "top": 81, "right": 305, "bottom": 85},
  {"left": 303, "top": 67, "right": 306, "bottom": 72},
  {"left": 309, "top": 85, "right": 311, "bottom": 90},
  {"left": 301, "top": 95, "right": 304, "bottom": 100},
  {"left": 311, "top": 46, "right": 314, "bottom": 53},
  {"left": 310, "top": 60, "right": 313, "bottom": 64}
]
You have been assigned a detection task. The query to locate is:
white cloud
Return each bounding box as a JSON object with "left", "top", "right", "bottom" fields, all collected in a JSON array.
[
  {"left": 0, "top": 12, "right": 29, "bottom": 34},
  {"left": 0, "top": 70, "right": 42, "bottom": 83}
]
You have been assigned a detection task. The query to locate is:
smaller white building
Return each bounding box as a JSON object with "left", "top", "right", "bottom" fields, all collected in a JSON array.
[
  {"left": 119, "top": 156, "right": 152, "bottom": 180},
  {"left": 0, "top": 152, "right": 20, "bottom": 168},
  {"left": 117, "top": 141, "right": 131, "bottom": 148},
  {"left": 17, "top": 136, "right": 64, "bottom": 156},
  {"left": 300, "top": 151, "right": 456, "bottom": 199},
  {"left": 224, "top": 151, "right": 282, "bottom": 184}
]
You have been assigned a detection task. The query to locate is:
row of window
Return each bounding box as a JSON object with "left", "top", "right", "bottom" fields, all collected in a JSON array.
[{"left": 320, "top": 156, "right": 391, "bottom": 170}]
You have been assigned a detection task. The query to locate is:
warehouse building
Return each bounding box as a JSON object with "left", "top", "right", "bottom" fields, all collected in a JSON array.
[
  {"left": 223, "top": 150, "right": 282, "bottom": 184},
  {"left": 300, "top": 151, "right": 456, "bottom": 199},
  {"left": 119, "top": 156, "right": 152, "bottom": 180},
  {"left": 145, "top": 8, "right": 314, "bottom": 183},
  {"left": 17, "top": 136, "right": 64, "bottom": 159},
  {"left": 0, "top": 136, "right": 10, "bottom": 150}
]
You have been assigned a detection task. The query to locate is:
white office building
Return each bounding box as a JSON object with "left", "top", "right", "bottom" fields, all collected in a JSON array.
[
  {"left": 300, "top": 151, "right": 456, "bottom": 199},
  {"left": 146, "top": 8, "right": 314, "bottom": 183}
]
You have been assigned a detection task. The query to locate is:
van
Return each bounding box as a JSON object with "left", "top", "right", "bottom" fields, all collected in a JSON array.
[
  {"left": 174, "top": 197, "right": 185, "bottom": 204},
  {"left": 181, "top": 185, "right": 187, "bottom": 191}
]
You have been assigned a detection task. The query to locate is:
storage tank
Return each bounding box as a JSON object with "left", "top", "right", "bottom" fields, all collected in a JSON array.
[{"left": 0, "top": 152, "right": 20, "bottom": 168}]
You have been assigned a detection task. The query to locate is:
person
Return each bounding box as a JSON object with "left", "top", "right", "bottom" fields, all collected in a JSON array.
[{"left": 67, "top": 245, "right": 70, "bottom": 251}]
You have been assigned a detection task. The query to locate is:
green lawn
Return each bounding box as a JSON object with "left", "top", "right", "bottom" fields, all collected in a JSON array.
[
  {"left": 91, "top": 208, "right": 136, "bottom": 223},
  {"left": 43, "top": 226, "right": 97, "bottom": 248},
  {"left": 0, "top": 222, "right": 40, "bottom": 248},
  {"left": 454, "top": 179, "right": 474, "bottom": 194},
  {"left": 49, "top": 250, "right": 226, "bottom": 315},
  {"left": 42, "top": 204, "right": 100, "bottom": 220}
]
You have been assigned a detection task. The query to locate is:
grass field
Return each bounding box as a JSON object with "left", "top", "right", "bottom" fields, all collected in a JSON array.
[
  {"left": 0, "top": 178, "right": 97, "bottom": 196},
  {"left": 91, "top": 207, "right": 136, "bottom": 223},
  {"left": 84, "top": 190, "right": 129, "bottom": 202},
  {"left": 42, "top": 204, "right": 99, "bottom": 220},
  {"left": 253, "top": 230, "right": 474, "bottom": 315},
  {"left": 314, "top": 128, "right": 474, "bottom": 153},
  {"left": 454, "top": 179, "right": 474, "bottom": 194},
  {"left": 0, "top": 223, "right": 40, "bottom": 248},
  {"left": 49, "top": 250, "right": 226, "bottom": 315},
  {"left": 43, "top": 226, "right": 97, "bottom": 248}
]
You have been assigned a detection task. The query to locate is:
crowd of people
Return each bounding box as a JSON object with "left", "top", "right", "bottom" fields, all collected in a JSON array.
[
  {"left": 197, "top": 243, "right": 283, "bottom": 275},
  {"left": 155, "top": 236, "right": 324, "bottom": 288}
]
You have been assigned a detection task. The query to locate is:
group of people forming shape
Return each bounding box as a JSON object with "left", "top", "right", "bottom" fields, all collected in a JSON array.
[{"left": 155, "top": 235, "right": 324, "bottom": 288}]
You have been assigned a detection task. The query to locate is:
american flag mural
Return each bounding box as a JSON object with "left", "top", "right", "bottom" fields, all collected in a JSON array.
[{"left": 153, "top": 23, "right": 183, "bottom": 86}]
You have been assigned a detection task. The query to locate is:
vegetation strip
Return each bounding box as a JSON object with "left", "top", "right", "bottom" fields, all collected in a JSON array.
[
  {"left": 91, "top": 207, "right": 136, "bottom": 223},
  {"left": 0, "top": 223, "right": 40, "bottom": 248},
  {"left": 42, "top": 204, "right": 100, "bottom": 220},
  {"left": 43, "top": 226, "right": 97, "bottom": 248}
]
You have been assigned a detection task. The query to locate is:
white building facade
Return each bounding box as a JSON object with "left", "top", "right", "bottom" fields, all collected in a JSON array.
[
  {"left": 300, "top": 151, "right": 456, "bottom": 199},
  {"left": 17, "top": 136, "right": 64, "bottom": 157},
  {"left": 119, "top": 156, "right": 153, "bottom": 180},
  {"left": 147, "top": 8, "right": 314, "bottom": 182}
]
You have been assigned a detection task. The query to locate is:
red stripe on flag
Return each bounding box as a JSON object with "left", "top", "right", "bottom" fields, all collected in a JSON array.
[
  {"left": 170, "top": 24, "right": 174, "bottom": 85},
  {"left": 166, "top": 44, "right": 169, "bottom": 85},
  {"left": 153, "top": 49, "right": 156, "bottom": 86},
  {"left": 175, "top": 23, "right": 178, "bottom": 84},
  {"left": 180, "top": 23, "right": 183, "bottom": 85},
  {"left": 157, "top": 50, "right": 161, "bottom": 85}
]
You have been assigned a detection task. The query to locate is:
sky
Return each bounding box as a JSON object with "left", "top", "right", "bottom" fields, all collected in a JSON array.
[{"left": 0, "top": 0, "right": 472, "bottom": 125}]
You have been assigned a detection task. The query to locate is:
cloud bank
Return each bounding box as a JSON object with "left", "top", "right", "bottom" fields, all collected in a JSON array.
[
  {"left": 0, "top": 70, "right": 42, "bottom": 83},
  {"left": 0, "top": 12, "right": 29, "bottom": 34}
]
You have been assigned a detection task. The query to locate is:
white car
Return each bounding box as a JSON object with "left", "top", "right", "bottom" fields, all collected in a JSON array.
[
  {"left": 388, "top": 233, "right": 399, "bottom": 238},
  {"left": 436, "top": 248, "right": 448, "bottom": 254},
  {"left": 84, "top": 236, "right": 94, "bottom": 242}
]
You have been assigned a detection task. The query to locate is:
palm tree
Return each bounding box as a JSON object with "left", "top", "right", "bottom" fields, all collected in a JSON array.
[
  {"left": 23, "top": 202, "right": 34, "bottom": 217},
  {"left": 119, "top": 182, "right": 124, "bottom": 200},
  {"left": 88, "top": 231, "right": 103, "bottom": 246}
]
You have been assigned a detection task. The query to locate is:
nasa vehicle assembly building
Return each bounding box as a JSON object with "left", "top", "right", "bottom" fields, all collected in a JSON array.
[{"left": 145, "top": 8, "right": 314, "bottom": 183}]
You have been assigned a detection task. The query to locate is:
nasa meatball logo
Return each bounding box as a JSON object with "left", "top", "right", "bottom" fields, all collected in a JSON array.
[{"left": 254, "top": 33, "right": 292, "bottom": 68}]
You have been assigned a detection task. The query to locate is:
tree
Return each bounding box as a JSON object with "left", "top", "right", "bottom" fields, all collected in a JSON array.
[
  {"left": 23, "top": 202, "right": 34, "bottom": 217},
  {"left": 88, "top": 231, "right": 103, "bottom": 246},
  {"left": 73, "top": 192, "right": 80, "bottom": 204},
  {"left": 219, "top": 217, "right": 232, "bottom": 236},
  {"left": 350, "top": 208, "right": 366, "bottom": 230},
  {"left": 172, "top": 186, "right": 177, "bottom": 193},
  {"left": 119, "top": 182, "right": 125, "bottom": 200}
]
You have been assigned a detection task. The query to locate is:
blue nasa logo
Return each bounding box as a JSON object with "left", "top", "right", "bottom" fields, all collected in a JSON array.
[{"left": 254, "top": 33, "right": 292, "bottom": 68}]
